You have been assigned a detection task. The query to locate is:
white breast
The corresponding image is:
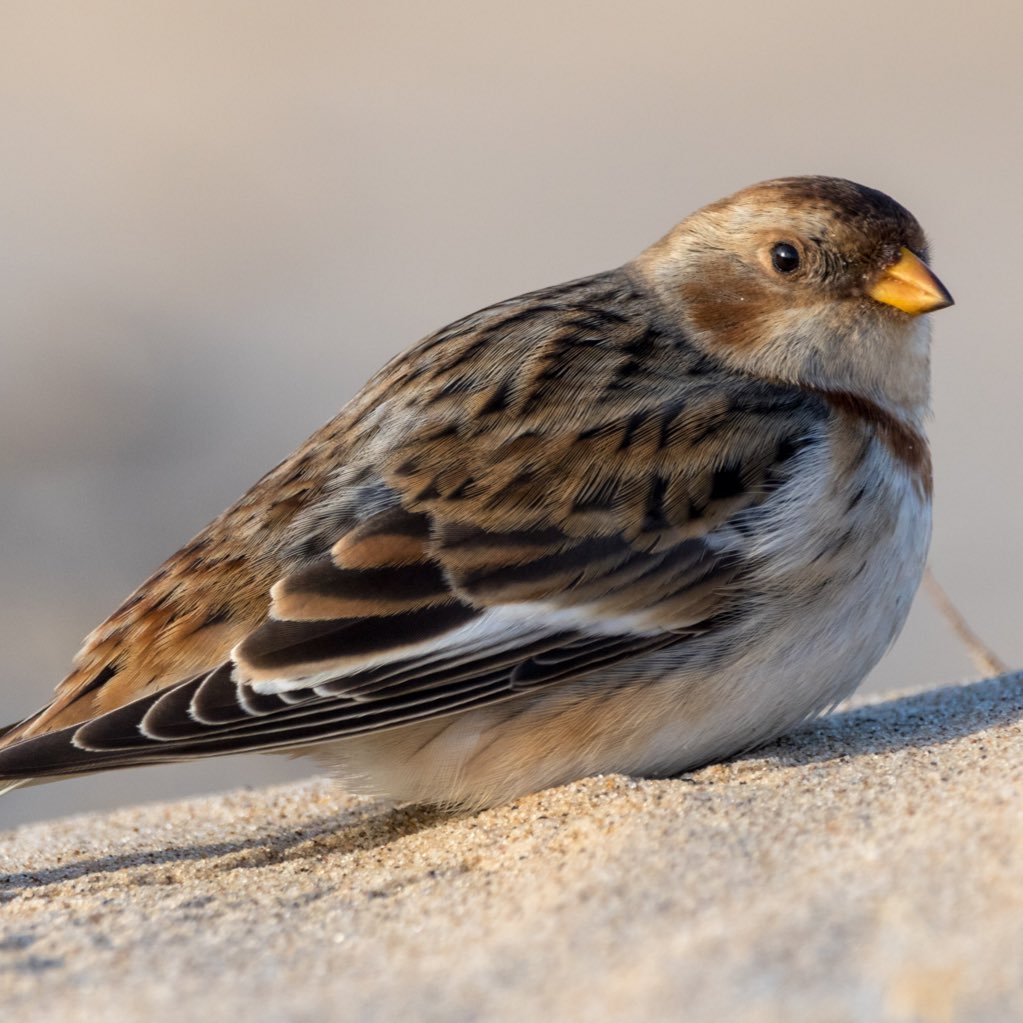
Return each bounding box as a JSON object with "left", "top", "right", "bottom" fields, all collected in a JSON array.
[{"left": 637, "top": 433, "right": 931, "bottom": 773}]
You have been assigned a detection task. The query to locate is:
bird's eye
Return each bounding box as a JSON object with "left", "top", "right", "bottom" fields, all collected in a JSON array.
[{"left": 770, "top": 242, "right": 801, "bottom": 274}]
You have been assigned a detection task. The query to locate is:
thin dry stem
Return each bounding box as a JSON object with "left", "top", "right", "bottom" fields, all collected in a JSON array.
[{"left": 923, "top": 566, "right": 1010, "bottom": 677}]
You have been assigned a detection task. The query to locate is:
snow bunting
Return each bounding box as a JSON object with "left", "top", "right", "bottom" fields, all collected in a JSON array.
[{"left": 0, "top": 176, "right": 953, "bottom": 809}]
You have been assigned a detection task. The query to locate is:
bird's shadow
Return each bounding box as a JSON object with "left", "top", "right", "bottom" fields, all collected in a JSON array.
[
  {"left": 754, "top": 669, "right": 1022, "bottom": 768},
  {"left": 2, "top": 671, "right": 1020, "bottom": 898},
  {"left": 0, "top": 801, "right": 451, "bottom": 901}
]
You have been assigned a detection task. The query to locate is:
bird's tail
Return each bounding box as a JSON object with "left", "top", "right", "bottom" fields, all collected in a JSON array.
[{"left": 0, "top": 719, "right": 35, "bottom": 795}]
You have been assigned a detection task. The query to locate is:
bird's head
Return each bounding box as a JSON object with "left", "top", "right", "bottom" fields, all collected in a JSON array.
[{"left": 633, "top": 176, "right": 953, "bottom": 425}]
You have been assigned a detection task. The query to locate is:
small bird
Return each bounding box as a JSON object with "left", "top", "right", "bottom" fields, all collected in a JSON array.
[{"left": 0, "top": 176, "right": 952, "bottom": 811}]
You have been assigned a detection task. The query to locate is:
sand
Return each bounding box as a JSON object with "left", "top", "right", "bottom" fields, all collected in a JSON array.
[{"left": 1, "top": 673, "right": 1021, "bottom": 1023}]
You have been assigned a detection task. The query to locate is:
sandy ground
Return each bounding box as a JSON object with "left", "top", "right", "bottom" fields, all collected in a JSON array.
[{"left": 1, "top": 674, "right": 1021, "bottom": 1023}]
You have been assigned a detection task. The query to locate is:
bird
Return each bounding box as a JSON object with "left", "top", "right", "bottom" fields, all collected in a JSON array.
[{"left": 0, "top": 176, "right": 953, "bottom": 811}]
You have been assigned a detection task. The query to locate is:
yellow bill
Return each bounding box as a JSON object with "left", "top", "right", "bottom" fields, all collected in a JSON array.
[{"left": 868, "top": 247, "right": 953, "bottom": 315}]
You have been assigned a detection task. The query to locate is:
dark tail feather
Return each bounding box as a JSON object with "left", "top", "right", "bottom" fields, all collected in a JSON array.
[{"left": 0, "top": 719, "right": 22, "bottom": 741}]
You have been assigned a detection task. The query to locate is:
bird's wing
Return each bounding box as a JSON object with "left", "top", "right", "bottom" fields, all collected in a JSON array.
[{"left": 0, "top": 368, "right": 824, "bottom": 781}]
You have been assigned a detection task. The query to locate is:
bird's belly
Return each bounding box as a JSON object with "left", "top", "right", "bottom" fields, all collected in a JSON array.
[
  {"left": 630, "top": 455, "right": 932, "bottom": 767},
  {"left": 313, "top": 468, "right": 931, "bottom": 809},
  {"left": 634, "top": 474, "right": 932, "bottom": 775}
]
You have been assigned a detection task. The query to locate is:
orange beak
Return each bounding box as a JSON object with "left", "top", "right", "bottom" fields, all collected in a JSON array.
[{"left": 867, "top": 247, "right": 954, "bottom": 316}]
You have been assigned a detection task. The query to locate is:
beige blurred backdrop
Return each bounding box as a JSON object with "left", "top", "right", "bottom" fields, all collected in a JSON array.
[{"left": 2, "top": 1, "right": 1020, "bottom": 828}]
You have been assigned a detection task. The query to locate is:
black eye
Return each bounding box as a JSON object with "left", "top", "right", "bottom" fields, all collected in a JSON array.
[{"left": 770, "top": 242, "right": 800, "bottom": 274}]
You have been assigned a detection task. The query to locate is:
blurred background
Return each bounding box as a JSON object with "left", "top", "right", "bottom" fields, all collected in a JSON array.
[{"left": 2, "top": 1, "right": 1020, "bottom": 828}]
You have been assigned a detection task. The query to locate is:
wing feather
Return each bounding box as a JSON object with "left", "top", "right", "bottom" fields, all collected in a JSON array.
[{"left": 0, "top": 279, "right": 829, "bottom": 784}]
